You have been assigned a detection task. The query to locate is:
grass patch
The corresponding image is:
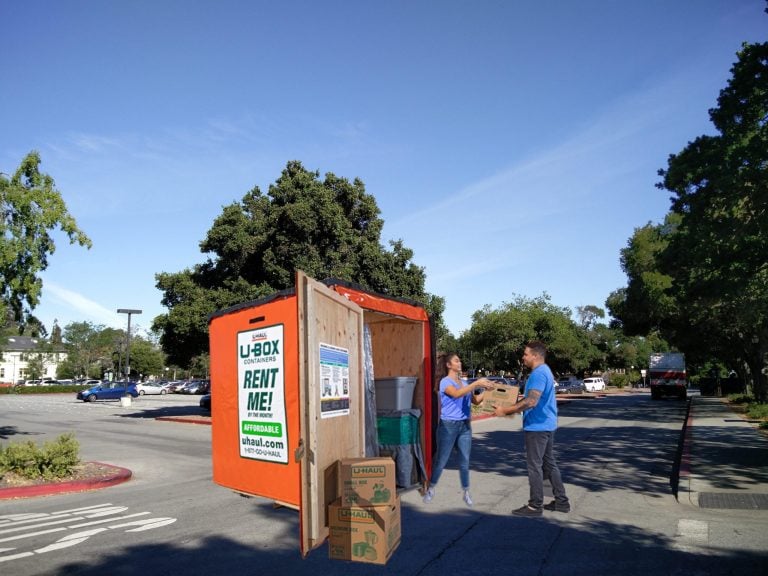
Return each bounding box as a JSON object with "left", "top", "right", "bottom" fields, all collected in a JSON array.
[
  {"left": 726, "top": 393, "right": 752, "bottom": 405},
  {"left": 746, "top": 403, "right": 768, "bottom": 421},
  {"left": 726, "top": 394, "right": 768, "bottom": 426}
]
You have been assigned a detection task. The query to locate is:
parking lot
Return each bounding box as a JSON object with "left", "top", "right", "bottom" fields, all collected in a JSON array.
[{"left": 1, "top": 393, "right": 766, "bottom": 575}]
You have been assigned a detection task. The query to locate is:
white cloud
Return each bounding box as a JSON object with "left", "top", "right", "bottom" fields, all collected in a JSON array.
[{"left": 44, "top": 282, "right": 120, "bottom": 327}]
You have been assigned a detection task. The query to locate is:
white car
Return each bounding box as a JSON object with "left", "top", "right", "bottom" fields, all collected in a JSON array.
[
  {"left": 136, "top": 382, "right": 169, "bottom": 395},
  {"left": 583, "top": 377, "right": 606, "bottom": 392}
]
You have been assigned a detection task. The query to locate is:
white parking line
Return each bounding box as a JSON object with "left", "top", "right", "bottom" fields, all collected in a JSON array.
[
  {"left": 0, "top": 502, "right": 177, "bottom": 565},
  {"left": 0, "top": 516, "right": 82, "bottom": 535},
  {"left": 34, "top": 528, "right": 109, "bottom": 553},
  {"left": 0, "top": 527, "right": 68, "bottom": 543},
  {"left": 69, "top": 512, "right": 150, "bottom": 528}
]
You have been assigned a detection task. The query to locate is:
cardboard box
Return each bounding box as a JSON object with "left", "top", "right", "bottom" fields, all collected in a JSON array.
[
  {"left": 477, "top": 383, "right": 520, "bottom": 415},
  {"left": 338, "top": 457, "right": 396, "bottom": 507},
  {"left": 328, "top": 497, "right": 401, "bottom": 564}
]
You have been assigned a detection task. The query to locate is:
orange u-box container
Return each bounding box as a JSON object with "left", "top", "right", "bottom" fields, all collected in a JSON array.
[{"left": 208, "top": 272, "right": 434, "bottom": 557}]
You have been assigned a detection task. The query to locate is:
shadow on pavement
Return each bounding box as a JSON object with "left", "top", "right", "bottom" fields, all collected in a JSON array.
[
  {"left": 114, "top": 405, "right": 211, "bottom": 420},
  {"left": 41, "top": 500, "right": 767, "bottom": 576},
  {"left": 0, "top": 425, "right": 41, "bottom": 440},
  {"left": 690, "top": 426, "right": 768, "bottom": 491},
  {"left": 469, "top": 395, "right": 688, "bottom": 499}
]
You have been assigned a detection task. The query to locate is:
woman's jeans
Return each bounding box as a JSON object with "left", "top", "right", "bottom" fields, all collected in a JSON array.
[
  {"left": 524, "top": 430, "right": 568, "bottom": 508},
  {"left": 430, "top": 418, "right": 472, "bottom": 489}
]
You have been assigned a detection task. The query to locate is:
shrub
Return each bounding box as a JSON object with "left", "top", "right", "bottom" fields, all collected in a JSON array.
[
  {"left": 10, "top": 384, "right": 87, "bottom": 395},
  {"left": 746, "top": 402, "right": 768, "bottom": 422},
  {"left": 0, "top": 441, "right": 38, "bottom": 478},
  {"left": 0, "top": 433, "right": 80, "bottom": 480},
  {"left": 725, "top": 394, "right": 768, "bottom": 425},
  {"left": 609, "top": 373, "right": 629, "bottom": 388}
]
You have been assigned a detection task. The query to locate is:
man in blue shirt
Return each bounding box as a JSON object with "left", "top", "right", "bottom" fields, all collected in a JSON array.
[{"left": 494, "top": 341, "right": 570, "bottom": 516}]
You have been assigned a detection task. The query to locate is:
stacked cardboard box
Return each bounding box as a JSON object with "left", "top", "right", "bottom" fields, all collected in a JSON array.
[{"left": 329, "top": 457, "right": 400, "bottom": 565}]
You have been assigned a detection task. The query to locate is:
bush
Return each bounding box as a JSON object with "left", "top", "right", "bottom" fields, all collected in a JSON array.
[
  {"left": 609, "top": 373, "right": 629, "bottom": 388},
  {"left": 0, "top": 433, "right": 80, "bottom": 480},
  {"left": 746, "top": 402, "right": 768, "bottom": 421},
  {"left": 9, "top": 384, "right": 88, "bottom": 395},
  {"left": 727, "top": 393, "right": 752, "bottom": 405},
  {"left": 725, "top": 395, "right": 768, "bottom": 425}
]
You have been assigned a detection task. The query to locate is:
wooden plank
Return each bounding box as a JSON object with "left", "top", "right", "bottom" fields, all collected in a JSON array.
[{"left": 368, "top": 319, "right": 424, "bottom": 411}]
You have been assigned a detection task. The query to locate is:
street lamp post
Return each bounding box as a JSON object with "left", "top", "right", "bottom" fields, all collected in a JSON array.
[{"left": 117, "top": 309, "right": 142, "bottom": 387}]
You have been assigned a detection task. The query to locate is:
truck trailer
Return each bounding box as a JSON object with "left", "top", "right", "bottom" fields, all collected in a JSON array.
[{"left": 648, "top": 352, "right": 687, "bottom": 400}]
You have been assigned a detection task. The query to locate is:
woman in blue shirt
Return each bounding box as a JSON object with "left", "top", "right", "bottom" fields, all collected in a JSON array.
[{"left": 423, "top": 353, "right": 491, "bottom": 507}]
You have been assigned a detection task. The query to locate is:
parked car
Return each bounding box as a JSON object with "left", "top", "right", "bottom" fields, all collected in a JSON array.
[
  {"left": 181, "top": 380, "right": 210, "bottom": 395},
  {"left": 168, "top": 381, "right": 188, "bottom": 393},
  {"left": 199, "top": 393, "right": 211, "bottom": 410},
  {"left": 136, "top": 381, "right": 169, "bottom": 395},
  {"left": 556, "top": 378, "right": 585, "bottom": 394},
  {"left": 583, "top": 377, "right": 606, "bottom": 392},
  {"left": 76, "top": 381, "right": 139, "bottom": 402}
]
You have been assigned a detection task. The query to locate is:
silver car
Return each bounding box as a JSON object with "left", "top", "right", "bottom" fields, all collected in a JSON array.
[{"left": 136, "top": 382, "right": 169, "bottom": 395}]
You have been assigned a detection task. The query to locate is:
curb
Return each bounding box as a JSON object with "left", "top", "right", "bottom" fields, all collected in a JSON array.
[
  {"left": 156, "top": 416, "right": 212, "bottom": 425},
  {"left": 0, "top": 461, "right": 132, "bottom": 500},
  {"left": 674, "top": 398, "right": 695, "bottom": 506}
]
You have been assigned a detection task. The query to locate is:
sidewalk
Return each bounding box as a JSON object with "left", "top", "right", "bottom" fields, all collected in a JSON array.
[{"left": 679, "top": 396, "right": 768, "bottom": 510}]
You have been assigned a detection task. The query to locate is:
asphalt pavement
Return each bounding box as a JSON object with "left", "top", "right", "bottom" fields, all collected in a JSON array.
[
  {"left": 2, "top": 392, "right": 767, "bottom": 575},
  {"left": 679, "top": 395, "right": 768, "bottom": 510}
]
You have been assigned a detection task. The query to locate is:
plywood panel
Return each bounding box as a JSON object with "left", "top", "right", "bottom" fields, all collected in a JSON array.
[
  {"left": 298, "top": 272, "right": 365, "bottom": 557},
  {"left": 368, "top": 320, "right": 423, "bottom": 378}
]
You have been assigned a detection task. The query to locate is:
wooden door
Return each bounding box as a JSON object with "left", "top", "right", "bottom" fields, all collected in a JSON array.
[{"left": 297, "top": 271, "right": 365, "bottom": 556}]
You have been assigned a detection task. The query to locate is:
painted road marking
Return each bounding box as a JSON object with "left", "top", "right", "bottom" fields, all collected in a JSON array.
[
  {"left": 68, "top": 512, "right": 150, "bottom": 529},
  {"left": 0, "top": 503, "right": 177, "bottom": 565}
]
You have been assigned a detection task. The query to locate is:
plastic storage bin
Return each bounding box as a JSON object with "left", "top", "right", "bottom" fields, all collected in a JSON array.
[
  {"left": 374, "top": 377, "right": 417, "bottom": 410},
  {"left": 376, "top": 412, "right": 419, "bottom": 445}
]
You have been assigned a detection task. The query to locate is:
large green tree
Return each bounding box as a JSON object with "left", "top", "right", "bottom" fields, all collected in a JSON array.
[
  {"left": 610, "top": 42, "right": 768, "bottom": 400},
  {"left": 605, "top": 214, "right": 680, "bottom": 338},
  {"left": 155, "top": 161, "right": 441, "bottom": 366},
  {"left": 658, "top": 42, "right": 768, "bottom": 400},
  {"left": 60, "top": 321, "right": 166, "bottom": 380},
  {"left": 463, "top": 294, "right": 597, "bottom": 377},
  {"left": 125, "top": 337, "right": 165, "bottom": 380},
  {"left": 60, "top": 322, "right": 113, "bottom": 379},
  {"left": 0, "top": 152, "right": 91, "bottom": 329}
]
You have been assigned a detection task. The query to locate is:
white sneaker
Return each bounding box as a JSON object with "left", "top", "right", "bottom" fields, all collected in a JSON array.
[
  {"left": 423, "top": 487, "right": 435, "bottom": 503},
  {"left": 463, "top": 490, "right": 473, "bottom": 507}
]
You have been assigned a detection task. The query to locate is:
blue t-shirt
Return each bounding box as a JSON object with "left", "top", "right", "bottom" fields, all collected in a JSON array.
[
  {"left": 439, "top": 376, "right": 471, "bottom": 421},
  {"left": 522, "top": 364, "right": 558, "bottom": 431}
]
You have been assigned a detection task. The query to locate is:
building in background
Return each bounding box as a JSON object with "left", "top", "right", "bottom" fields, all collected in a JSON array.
[{"left": 0, "top": 336, "right": 67, "bottom": 384}]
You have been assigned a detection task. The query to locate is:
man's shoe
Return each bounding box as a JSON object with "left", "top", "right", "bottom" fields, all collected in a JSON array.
[
  {"left": 512, "top": 505, "right": 542, "bottom": 517},
  {"left": 423, "top": 487, "right": 435, "bottom": 503},
  {"left": 543, "top": 500, "right": 570, "bottom": 513},
  {"left": 463, "top": 490, "right": 473, "bottom": 507}
]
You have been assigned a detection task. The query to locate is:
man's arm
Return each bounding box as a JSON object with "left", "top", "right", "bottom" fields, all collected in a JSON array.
[{"left": 494, "top": 389, "right": 541, "bottom": 417}]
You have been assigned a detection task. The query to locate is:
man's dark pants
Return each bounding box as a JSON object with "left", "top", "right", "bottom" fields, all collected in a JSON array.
[{"left": 524, "top": 430, "right": 569, "bottom": 509}]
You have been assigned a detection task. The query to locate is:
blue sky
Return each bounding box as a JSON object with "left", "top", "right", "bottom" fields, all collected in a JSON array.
[{"left": 1, "top": 1, "right": 766, "bottom": 338}]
